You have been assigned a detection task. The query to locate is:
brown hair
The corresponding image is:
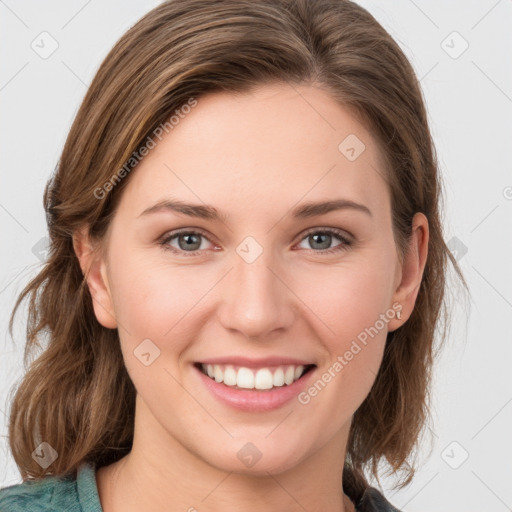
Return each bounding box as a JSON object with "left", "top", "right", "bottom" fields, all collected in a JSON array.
[{"left": 6, "top": 0, "right": 469, "bottom": 494}]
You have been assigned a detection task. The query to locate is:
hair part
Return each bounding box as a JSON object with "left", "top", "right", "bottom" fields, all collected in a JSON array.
[{"left": 7, "top": 0, "right": 469, "bottom": 496}]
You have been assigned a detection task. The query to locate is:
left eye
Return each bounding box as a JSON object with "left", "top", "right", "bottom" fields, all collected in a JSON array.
[
  {"left": 296, "top": 228, "right": 352, "bottom": 253},
  {"left": 160, "top": 228, "right": 352, "bottom": 256}
]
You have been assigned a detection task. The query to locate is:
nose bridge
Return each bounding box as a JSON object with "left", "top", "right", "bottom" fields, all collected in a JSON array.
[{"left": 219, "top": 237, "right": 293, "bottom": 338}]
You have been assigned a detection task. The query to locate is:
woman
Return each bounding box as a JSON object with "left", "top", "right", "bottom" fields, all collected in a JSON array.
[{"left": 0, "top": 0, "right": 468, "bottom": 510}]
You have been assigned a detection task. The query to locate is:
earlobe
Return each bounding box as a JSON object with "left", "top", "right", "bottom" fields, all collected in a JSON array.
[
  {"left": 72, "top": 228, "right": 118, "bottom": 329},
  {"left": 390, "top": 212, "right": 429, "bottom": 329}
]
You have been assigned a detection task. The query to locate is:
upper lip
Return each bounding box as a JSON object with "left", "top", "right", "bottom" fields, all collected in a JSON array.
[{"left": 196, "top": 356, "right": 316, "bottom": 368}]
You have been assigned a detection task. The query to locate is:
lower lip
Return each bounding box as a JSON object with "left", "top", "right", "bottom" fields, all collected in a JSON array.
[{"left": 194, "top": 365, "right": 316, "bottom": 412}]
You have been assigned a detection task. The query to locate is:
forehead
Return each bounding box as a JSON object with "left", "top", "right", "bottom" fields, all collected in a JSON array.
[{"left": 116, "top": 83, "right": 390, "bottom": 221}]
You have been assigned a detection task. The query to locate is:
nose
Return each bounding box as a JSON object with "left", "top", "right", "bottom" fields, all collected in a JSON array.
[{"left": 217, "top": 248, "right": 296, "bottom": 340}]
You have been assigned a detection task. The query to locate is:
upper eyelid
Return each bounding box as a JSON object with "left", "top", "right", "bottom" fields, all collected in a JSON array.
[{"left": 300, "top": 226, "right": 352, "bottom": 239}]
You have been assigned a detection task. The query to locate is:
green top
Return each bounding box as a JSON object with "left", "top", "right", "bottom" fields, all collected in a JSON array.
[
  {"left": 0, "top": 463, "right": 102, "bottom": 512},
  {"left": 0, "top": 462, "right": 402, "bottom": 511}
]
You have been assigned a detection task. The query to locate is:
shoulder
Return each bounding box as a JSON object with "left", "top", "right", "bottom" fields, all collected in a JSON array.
[
  {"left": 357, "top": 486, "right": 402, "bottom": 512},
  {"left": 0, "top": 465, "right": 87, "bottom": 512}
]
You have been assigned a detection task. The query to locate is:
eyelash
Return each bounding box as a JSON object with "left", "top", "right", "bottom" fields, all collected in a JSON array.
[{"left": 158, "top": 227, "right": 353, "bottom": 257}]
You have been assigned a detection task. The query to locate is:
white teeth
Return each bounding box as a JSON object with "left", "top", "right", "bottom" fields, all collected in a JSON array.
[
  {"left": 273, "top": 367, "right": 285, "bottom": 387},
  {"left": 200, "top": 363, "right": 310, "bottom": 389},
  {"left": 214, "top": 365, "right": 224, "bottom": 383},
  {"left": 284, "top": 366, "right": 295, "bottom": 385},
  {"left": 237, "top": 367, "right": 255, "bottom": 389},
  {"left": 223, "top": 365, "right": 237, "bottom": 386},
  {"left": 254, "top": 368, "right": 273, "bottom": 390}
]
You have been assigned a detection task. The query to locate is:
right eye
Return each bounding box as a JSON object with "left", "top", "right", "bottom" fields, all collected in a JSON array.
[{"left": 159, "top": 229, "right": 216, "bottom": 257}]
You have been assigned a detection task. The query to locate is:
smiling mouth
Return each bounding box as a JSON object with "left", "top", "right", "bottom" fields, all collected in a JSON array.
[{"left": 194, "top": 362, "right": 316, "bottom": 391}]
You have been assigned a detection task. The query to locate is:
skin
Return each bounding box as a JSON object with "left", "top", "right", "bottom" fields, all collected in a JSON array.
[{"left": 74, "top": 82, "right": 428, "bottom": 512}]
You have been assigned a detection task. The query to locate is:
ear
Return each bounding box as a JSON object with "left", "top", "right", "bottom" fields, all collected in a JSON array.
[
  {"left": 72, "top": 227, "right": 118, "bottom": 329},
  {"left": 389, "top": 212, "right": 429, "bottom": 331}
]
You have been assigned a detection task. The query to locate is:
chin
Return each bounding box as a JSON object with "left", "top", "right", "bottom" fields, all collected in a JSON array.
[{"left": 198, "top": 435, "right": 310, "bottom": 476}]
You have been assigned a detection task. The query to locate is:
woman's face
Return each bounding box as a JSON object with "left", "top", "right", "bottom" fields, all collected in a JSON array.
[{"left": 84, "top": 83, "right": 424, "bottom": 475}]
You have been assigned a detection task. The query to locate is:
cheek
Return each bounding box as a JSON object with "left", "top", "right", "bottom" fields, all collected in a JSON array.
[
  {"left": 108, "top": 254, "right": 208, "bottom": 338},
  {"left": 292, "top": 254, "right": 393, "bottom": 407},
  {"left": 295, "top": 253, "right": 395, "bottom": 342},
  {"left": 107, "top": 256, "right": 205, "bottom": 397}
]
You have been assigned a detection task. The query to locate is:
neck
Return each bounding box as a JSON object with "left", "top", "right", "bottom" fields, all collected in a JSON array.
[{"left": 96, "top": 397, "right": 356, "bottom": 512}]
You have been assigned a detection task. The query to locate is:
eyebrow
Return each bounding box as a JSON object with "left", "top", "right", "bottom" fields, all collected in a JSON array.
[{"left": 138, "top": 198, "right": 372, "bottom": 221}]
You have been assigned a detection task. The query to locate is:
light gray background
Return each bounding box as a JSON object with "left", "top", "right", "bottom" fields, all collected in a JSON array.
[{"left": 1, "top": 1, "right": 511, "bottom": 511}]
